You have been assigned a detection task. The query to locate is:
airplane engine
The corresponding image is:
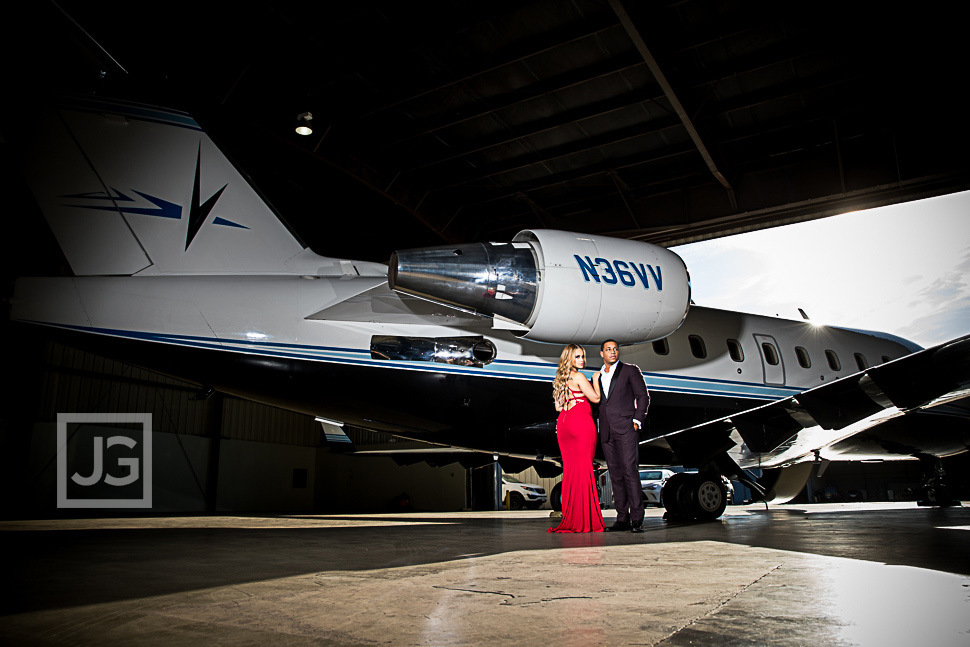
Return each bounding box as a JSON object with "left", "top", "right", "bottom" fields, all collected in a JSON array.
[{"left": 388, "top": 229, "right": 691, "bottom": 345}]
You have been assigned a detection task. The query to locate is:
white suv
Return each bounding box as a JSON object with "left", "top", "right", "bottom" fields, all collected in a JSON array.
[
  {"left": 640, "top": 469, "right": 675, "bottom": 506},
  {"left": 502, "top": 475, "right": 548, "bottom": 509}
]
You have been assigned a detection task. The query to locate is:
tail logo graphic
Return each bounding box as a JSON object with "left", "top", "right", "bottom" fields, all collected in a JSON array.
[
  {"left": 186, "top": 145, "right": 229, "bottom": 250},
  {"left": 62, "top": 143, "right": 249, "bottom": 252}
]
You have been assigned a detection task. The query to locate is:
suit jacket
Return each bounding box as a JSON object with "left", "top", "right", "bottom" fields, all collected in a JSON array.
[{"left": 597, "top": 361, "right": 650, "bottom": 444}]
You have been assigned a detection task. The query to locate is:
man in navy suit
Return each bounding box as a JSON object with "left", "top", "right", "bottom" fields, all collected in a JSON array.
[{"left": 596, "top": 340, "right": 650, "bottom": 533}]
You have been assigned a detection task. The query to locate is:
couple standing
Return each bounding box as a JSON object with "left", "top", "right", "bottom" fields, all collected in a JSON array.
[{"left": 548, "top": 340, "right": 650, "bottom": 534}]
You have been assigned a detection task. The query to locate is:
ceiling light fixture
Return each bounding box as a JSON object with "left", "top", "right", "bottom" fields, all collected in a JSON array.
[{"left": 295, "top": 111, "right": 313, "bottom": 136}]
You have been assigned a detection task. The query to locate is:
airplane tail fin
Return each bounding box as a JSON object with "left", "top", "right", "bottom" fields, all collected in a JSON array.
[{"left": 22, "top": 96, "right": 308, "bottom": 276}]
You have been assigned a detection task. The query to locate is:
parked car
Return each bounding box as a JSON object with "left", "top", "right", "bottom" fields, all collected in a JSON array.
[
  {"left": 639, "top": 469, "right": 675, "bottom": 506},
  {"left": 502, "top": 475, "right": 547, "bottom": 509}
]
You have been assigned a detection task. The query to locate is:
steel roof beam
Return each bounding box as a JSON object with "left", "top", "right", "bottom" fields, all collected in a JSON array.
[
  {"left": 358, "top": 18, "right": 622, "bottom": 118},
  {"left": 383, "top": 55, "right": 646, "bottom": 149},
  {"left": 608, "top": 0, "right": 733, "bottom": 196}
]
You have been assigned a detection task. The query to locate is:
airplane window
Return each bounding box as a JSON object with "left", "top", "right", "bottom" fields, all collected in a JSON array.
[
  {"left": 689, "top": 335, "right": 707, "bottom": 359},
  {"left": 854, "top": 353, "right": 868, "bottom": 370},
  {"left": 652, "top": 339, "right": 669, "bottom": 355},
  {"left": 727, "top": 339, "right": 744, "bottom": 362},
  {"left": 826, "top": 350, "right": 841, "bottom": 371},
  {"left": 795, "top": 346, "right": 811, "bottom": 369},
  {"left": 761, "top": 342, "right": 779, "bottom": 365}
]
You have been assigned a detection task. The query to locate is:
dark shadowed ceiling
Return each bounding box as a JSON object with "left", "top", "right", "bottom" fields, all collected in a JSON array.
[{"left": 4, "top": 0, "right": 969, "bottom": 265}]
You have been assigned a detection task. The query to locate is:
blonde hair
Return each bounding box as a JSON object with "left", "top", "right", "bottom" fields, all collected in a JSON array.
[{"left": 553, "top": 344, "right": 584, "bottom": 409}]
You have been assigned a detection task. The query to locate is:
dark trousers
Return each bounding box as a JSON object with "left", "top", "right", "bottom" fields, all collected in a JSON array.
[{"left": 603, "top": 430, "right": 643, "bottom": 524}]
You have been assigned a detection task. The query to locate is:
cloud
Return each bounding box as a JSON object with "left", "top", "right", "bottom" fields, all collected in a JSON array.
[
  {"left": 896, "top": 248, "right": 970, "bottom": 345},
  {"left": 673, "top": 191, "right": 970, "bottom": 347}
]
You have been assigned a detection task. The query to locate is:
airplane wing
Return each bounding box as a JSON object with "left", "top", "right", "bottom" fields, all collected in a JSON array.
[
  {"left": 307, "top": 284, "right": 486, "bottom": 325},
  {"left": 653, "top": 333, "right": 970, "bottom": 473}
]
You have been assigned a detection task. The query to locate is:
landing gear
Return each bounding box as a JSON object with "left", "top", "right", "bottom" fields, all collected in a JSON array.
[
  {"left": 661, "top": 471, "right": 728, "bottom": 521},
  {"left": 550, "top": 482, "right": 563, "bottom": 512},
  {"left": 918, "top": 457, "right": 960, "bottom": 507},
  {"left": 660, "top": 473, "right": 692, "bottom": 519},
  {"left": 693, "top": 474, "right": 729, "bottom": 520}
]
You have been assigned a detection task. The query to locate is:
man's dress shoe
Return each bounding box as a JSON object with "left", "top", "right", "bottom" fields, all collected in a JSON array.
[
  {"left": 605, "top": 521, "right": 631, "bottom": 532},
  {"left": 630, "top": 522, "right": 644, "bottom": 533}
]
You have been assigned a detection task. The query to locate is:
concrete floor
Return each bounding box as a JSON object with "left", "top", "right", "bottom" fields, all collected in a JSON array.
[{"left": 2, "top": 502, "right": 969, "bottom": 646}]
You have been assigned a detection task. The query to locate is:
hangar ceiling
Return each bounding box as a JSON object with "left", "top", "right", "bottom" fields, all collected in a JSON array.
[{"left": 5, "top": 0, "right": 969, "bottom": 264}]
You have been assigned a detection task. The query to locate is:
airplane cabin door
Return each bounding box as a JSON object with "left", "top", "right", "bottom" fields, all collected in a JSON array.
[{"left": 753, "top": 334, "right": 786, "bottom": 386}]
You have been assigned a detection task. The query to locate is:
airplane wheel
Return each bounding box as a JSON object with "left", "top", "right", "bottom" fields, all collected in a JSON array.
[
  {"left": 551, "top": 482, "right": 563, "bottom": 511},
  {"left": 662, "top": 472, "right": 727, "bottom": 521},
  {"left": 661, "top": 473, "right": 694, "bottom": 519},
  {"left": 690, "top": 472, "right": 727, "bottom": 521}
]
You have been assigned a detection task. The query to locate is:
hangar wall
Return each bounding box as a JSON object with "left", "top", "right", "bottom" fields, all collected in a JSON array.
[
  {"left": 314, "top": 453, "right": 466, "bottom": 513},
  {"left": 3, "top": 339, "right": 469, "bottom": 516}
]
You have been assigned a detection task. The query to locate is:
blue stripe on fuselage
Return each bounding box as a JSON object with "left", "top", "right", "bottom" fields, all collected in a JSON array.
[
  {"left": 61, "top": 97, "right": 203, "bottom": 131},
  {"left": 24, "top": 321, "right": 801, "bottom": 401}
]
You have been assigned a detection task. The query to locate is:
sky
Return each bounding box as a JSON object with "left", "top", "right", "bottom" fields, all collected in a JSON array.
[{"left": 671, "top": 190, "right": 970, "bottom": 348}]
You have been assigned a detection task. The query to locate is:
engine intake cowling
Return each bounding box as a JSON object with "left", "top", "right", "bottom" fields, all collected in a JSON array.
[{"left": 388, "top": 229, "right": 690, "bottom": 345}]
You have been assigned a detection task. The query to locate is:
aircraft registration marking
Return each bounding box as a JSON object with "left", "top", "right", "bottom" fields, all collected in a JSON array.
[{"left": 573, "top": 255, "right": 663, "bottom": 290}]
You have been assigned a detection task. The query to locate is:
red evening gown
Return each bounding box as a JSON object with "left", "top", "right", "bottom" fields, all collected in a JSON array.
[{"left": 548, "top": 387, "right": 605, "bottom": 533}]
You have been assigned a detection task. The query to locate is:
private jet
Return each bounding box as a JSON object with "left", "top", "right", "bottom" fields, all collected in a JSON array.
[{"left": 9, "top": 96, "right": 970, "bottom": 520}]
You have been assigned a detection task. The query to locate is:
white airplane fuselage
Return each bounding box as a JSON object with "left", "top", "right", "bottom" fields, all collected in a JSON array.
[{"left": 12, "top": 268, "right": 926, "bottom": 471}]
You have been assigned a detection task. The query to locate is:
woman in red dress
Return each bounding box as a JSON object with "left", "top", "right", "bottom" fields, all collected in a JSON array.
[{"left": 548, "top": 344, "right": 606, "bottom": 533}]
